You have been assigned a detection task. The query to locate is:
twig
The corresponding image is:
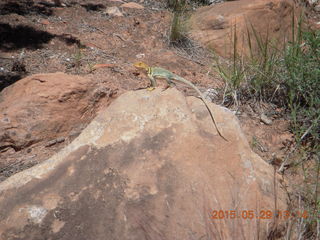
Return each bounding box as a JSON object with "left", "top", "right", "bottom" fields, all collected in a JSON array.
[
  {"left": 113, "top": 33, "right": 127, "bottom": 42},
  {"left": 300, "top": 114, "right": 320, "bottom": 141}
]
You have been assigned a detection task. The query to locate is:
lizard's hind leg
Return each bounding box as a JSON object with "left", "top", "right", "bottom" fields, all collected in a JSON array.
[{"left": 162, "top": 78, "right": 176, "bottom": 91}]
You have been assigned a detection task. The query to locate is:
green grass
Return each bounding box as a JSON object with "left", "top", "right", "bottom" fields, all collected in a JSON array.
[
  {"left": 214, "top": 14, "right": 319, "bottom": 141},
  {"left": 283, "top": 28, "right": 320, "bottom": 143}
]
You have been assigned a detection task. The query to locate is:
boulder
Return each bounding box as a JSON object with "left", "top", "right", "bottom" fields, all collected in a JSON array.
[
  {"left": 190, "top": 0, "right": 300, "bottom": 58},
  {"left": 0, "top": 88, "right": 287, "bottom": 239},
  {"left": 0, "top": 72, "right": 115, "bottom": 181},
  {"left": 0, "top": 72, "right": 108, "bottom": 152}
]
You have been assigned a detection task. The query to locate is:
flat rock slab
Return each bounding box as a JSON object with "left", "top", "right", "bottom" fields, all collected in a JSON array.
[{"left": 0, "top": 88, "right": 287, "bottom": 239}]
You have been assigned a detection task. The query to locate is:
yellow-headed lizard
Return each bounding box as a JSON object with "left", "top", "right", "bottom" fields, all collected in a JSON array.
[{"left": 134, "top": 62, "right": 227, "bottom": 141}]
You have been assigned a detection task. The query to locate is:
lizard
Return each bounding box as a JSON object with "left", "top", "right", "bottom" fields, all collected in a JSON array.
[{"left": 134, "top": 62, "right": 228, "bottom": 141}]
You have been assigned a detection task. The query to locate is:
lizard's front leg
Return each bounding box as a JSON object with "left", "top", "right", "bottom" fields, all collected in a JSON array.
[{"left": 147, "top": 74, "right": 157, "bottom": 91}]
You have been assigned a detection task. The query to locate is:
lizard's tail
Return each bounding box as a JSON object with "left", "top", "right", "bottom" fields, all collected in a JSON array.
[
  {"left": 174, "top": 75, "right": 228, "bottom": 141},
  {"left": 174, "top": 75, "right": 204, "bottom": 99}
]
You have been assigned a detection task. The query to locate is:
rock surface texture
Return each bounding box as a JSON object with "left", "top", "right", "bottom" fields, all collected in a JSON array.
[
  {"left": 0, "top": 72, "right": 114, "bottom": 180},
  {"left": 0, "top": 72, "right": 99, "bottom": 151},
  {"left": 0, "top": 88, "right": 287, "bottom": 239},
  {"left": 190, "top": 0, "right": 300, "bottom": 58}
]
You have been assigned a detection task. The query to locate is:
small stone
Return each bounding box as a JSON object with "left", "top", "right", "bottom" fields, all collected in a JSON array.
[
  {"left": 211, "top": 15, "right": 225, "bottom": 30},
  {"left": 40, "top": 19, "right": 50, "bottom": 25},
  {"left": 203, "top": 88, "right": 218, "bottom": 101},
  {"left": 45, "top": 137, "right": 65, "bottom": 147},
  {"left": 260, "top": 113, "right": 273, "bottom": 125},
  {"left": 135, "top": 53, "right": 145, "bottom": 59},
  {"left": 105, "top": 6, "right": 123, "bottom": 17},
  {"left": 27, "top": 205, "right": 48, "bottom": 224},
  {"left": 120, "top": 2, "right": 144, "bottom": 9}
]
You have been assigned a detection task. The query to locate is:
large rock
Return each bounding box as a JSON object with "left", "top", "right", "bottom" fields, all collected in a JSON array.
[
  {"left": 0, "top": 72, "right": 109, "bottom": 152},
  {"left": 0, "top": 72, "right": 114, "bottom": 181},
  {"left": 0, "top": 88, "right": 287, "bottom": 239},
  {"left": 190, "top": 0, "right": 300, "bottom": 58}
]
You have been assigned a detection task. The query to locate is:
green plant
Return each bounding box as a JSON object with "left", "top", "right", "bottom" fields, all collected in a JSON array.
[
  {"left": 87, "top": 62, "right": 96, "bottom": 73},
  {"left": 168, "top": 0, "right": 188, "bottom": 45},
  {"left": 244, "top": 23, "right": 283, "bottom": 102},
  {"left": 282, "top": 28, "right": 320, "bottom": 142},
  {"left": 213, "top": 24, "right": 246, "bottom": 105},
  {"left": 282, "top": 24, "right": 320, "bottom": 238},
  {"left": 170, "top": 12, "right": 185, "bottom": 44},
  {"left": 214, "top": 13, "right": 319, "bottom": 114},
  {"left": 73, "top": 47, "right": 83, "bottom": 73}
]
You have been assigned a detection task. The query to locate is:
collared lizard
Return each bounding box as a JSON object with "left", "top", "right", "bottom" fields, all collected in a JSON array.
[{"left": 134, "top": 62, "right": 227, "bottom": 141}]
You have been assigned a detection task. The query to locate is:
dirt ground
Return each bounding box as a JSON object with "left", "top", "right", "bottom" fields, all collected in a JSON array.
[{"left": 0, "top": 0, "right": 294, "bottom": 180}]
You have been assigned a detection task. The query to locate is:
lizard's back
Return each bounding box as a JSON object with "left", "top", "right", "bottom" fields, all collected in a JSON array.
[{"left": 150, "top": 67, "right": 175, "bottom": 79}]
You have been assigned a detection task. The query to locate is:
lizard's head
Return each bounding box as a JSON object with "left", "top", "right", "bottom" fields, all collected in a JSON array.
[{"left": 133, "top": 62, "right": 149, "bottom": 70}]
